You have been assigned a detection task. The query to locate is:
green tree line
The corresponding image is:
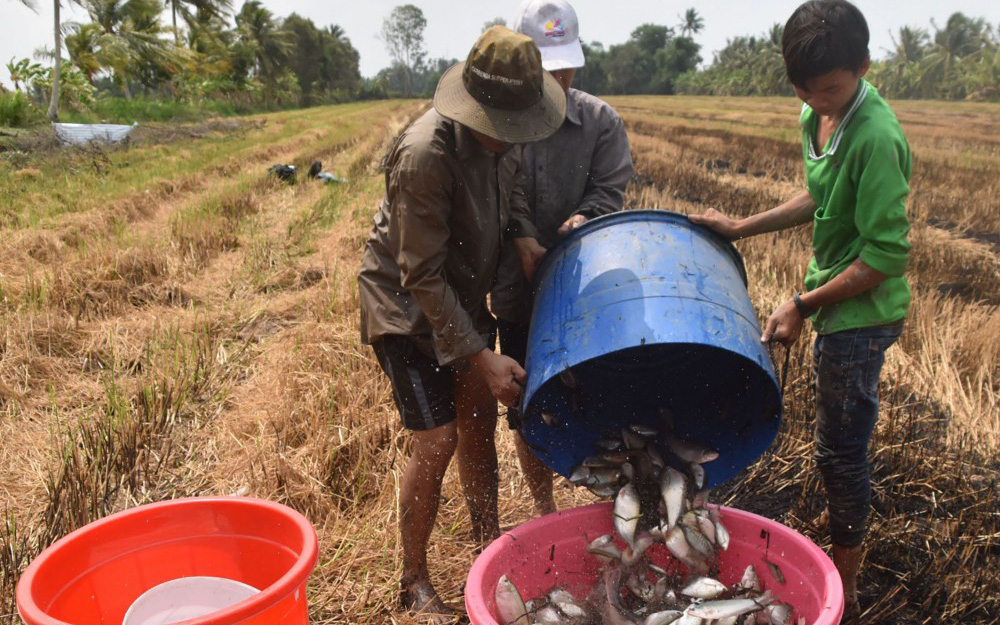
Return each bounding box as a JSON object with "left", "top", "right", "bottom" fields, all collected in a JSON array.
[
  {"left": 676, "top": 13, "right": 999, "bottom": 100},
  {"left": 3, "top": 0, "right": 361, "bottom": 124}
]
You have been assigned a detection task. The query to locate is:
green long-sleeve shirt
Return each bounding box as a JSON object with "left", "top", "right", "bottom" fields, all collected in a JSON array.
[{"left": 801, "top": 80, "right": 912, "bottom": 335}]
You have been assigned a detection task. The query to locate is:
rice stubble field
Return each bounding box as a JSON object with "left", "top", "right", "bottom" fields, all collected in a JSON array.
[{"left": 0, "top": 95, "right": 997, "bottom": 624}]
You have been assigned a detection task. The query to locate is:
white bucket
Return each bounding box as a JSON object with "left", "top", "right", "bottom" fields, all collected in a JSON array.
[{"left": 122, "top": 576, "right": 260, "bottom": 625}]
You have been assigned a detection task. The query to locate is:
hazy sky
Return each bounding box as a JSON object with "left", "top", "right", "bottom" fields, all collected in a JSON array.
[{"left": 2, "top": 1, "right": 998, "bottom": 89}]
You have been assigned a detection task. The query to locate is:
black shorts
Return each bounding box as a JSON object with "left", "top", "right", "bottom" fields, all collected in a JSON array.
[{"left": 372, "top": 331, "right": 496, "bottom": 431}]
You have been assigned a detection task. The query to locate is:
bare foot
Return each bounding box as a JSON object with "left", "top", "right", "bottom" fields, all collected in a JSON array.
[{"left": 400, "top": 579, "right": 463, "bottom": 624}]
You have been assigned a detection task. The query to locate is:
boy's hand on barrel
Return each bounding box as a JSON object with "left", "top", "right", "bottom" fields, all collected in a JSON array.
[
  {"left": 761, "top": 299, "right": 804, "bottom": 346},
  {"left": 688, "top": 208, "right": 744, "bottom": 240},
  {"left": 470, "top": 349, "right": 527, "bottom": 408},
  {"left": 557, "top": 214, "right": 588, "bottom": 237},
  {"left": 513, "top": 237, "right": 547, "bottom": 283}
]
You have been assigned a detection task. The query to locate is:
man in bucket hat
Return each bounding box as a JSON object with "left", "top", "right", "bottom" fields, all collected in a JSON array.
[
  {"left": 358, "top": 26, "right": 565, "bottom": 621},
  {"left": 492, "top": 0, "right": 634, "bottom": 516}
]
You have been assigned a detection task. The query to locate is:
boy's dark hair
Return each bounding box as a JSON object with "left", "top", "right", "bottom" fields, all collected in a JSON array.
[{"left": 782, "top": 0, "right": 870, "bottom": 88}]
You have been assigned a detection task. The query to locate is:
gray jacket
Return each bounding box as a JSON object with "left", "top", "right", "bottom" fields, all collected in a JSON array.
[{"left": 490, "top": 89, "right": 634, "bottom": 323}]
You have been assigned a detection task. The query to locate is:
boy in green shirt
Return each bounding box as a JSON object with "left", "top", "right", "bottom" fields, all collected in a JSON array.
[{"left": 691, "top": 1, "right": 910, "bottom": 617}]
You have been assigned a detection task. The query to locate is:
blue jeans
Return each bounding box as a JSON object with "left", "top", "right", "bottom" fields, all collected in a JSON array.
[{"left": 813, "top": 321, "right": 903, "bottom": 547}]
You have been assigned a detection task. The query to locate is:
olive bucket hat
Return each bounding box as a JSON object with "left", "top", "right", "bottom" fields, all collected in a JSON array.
[{"left": 434, "top": 26, "right": 566, "bottom": 144}]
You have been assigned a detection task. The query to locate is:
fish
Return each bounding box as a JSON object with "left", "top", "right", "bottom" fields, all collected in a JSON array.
[
  {"left": 622, "top": 531, "right": 657, "bottom": 566},
  {"left": 766, "top": 561, "right": 785, "bottom": 585},
  {"left": 644, "top": 610, "right": 683, "bottom": 625},
  {"left": 691, "top": 489, "right": 711, "bottom": 510},
  {"left": 569, "top": 466, "right": 591, "bottom": 485},
  {"left": 623, "top": 428, "right": 648, "bottom": 450},
  {"left": 675, "top": 614, "right": 703, "bottom": 625},
  {"left": 688, "top": 463, "right": 705, "bottom": 490},
  {"left": 680, "top": 576, "right": 728, "bottom": 600},
  {"left": 626, "top": 572, "right": 655, "bottom": 602},
  {"left": 556, "top": 601, "right": 585, "bottom": 619},
  {"left": 596, "top": 437, "right": 624, "bottom": 451},
  {"left": 541, "top": 412, "right": 559, "bottom": 427},
  {"left": 547, "top": 588, "right": 575, "bottom": 605},
  {"left": 495, "top": 575, "right": 531, "bottom": 625},
  {"left": 761, "top": 603, "right": 793, "bottom": 625},
  {"left": 622, "top": 462, "right": 636, "bottom": 482},
  {"left": 587, "top": 534, "right": 622, "bottom": 562},
  {"left": 659, "top": 466, "right": 688, "bottom": 530},
  {"left": 692, "top": 510, "right": 717, "bottom": 545},
  {"left": 681, "top": 521, "right": 715, "bottom": 558},
  {"left": 534, "top": 605, "right": 563, "bottom": 625},
  {"left": 631, "top": 424, "right": 659, "bottom": 437},
  {"left": 646, "top": 444, "right": 667, "bottom": 469},
  {"left": 648, "top": 562, "right": 668, "bottom": 576},
  {"left": 588, "top": 467, "right": 622, "bottom": 487},
  {"left": 739, "top": 565, "right": 762, "bottom": 592},
  {"left": 604, "top": 568, "right": 639, "bottom": 625},
  {"left": 614, "top": 483, "right": 642, "bottom": 547},
  {"left": 588, "top": 484, "right": 619, "bottom": 498},
  {"left": 664, "top": 432, "right": 719, "bottom": 464},
  {"left": 714, "top": 517, "right": 730, "bottom": 551},
  {"left": 686, "top": 592, "right": 774, "bottom": 620},
  {"left": 664, "top": 526, "right": 709, "bottom": 575}
]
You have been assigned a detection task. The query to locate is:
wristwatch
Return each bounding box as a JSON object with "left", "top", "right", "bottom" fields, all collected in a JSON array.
[{"left": 793, "top": 292, "right": 818, "bottom": 318}]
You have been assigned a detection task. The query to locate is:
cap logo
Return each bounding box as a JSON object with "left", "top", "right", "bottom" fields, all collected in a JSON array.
[
  {"left": 544, "top": 19, "right": 565, "bottom": 37},
  {"left": 469, "top": 65, "right": 525, "bottom": 87}
]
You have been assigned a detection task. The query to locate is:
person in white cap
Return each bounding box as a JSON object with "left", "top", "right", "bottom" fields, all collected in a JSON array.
[{"left": 491, "top": 0, "right": 634, "bottom": 516}]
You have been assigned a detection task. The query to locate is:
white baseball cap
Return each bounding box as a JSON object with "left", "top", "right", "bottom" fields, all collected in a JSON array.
[{"left": 512, "top": 0, "right": 585, "bottom": 71}]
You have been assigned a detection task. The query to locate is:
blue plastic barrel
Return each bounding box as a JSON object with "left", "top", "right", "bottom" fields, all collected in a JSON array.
[{"left": 521, "top": 210, "right": 781, "bottom": 489}]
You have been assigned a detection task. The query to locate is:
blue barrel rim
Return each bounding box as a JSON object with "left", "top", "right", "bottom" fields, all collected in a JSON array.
[{"left": 535, "top": 209, "right": 748, "bottom": 288}]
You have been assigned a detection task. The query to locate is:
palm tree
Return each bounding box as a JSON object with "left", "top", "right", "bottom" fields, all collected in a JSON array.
[
  {"left": 678, "top": 8, "right": 704, "bottom": 38},
  {"left": 234, "top": 0, "right": 291, "bottom": 106},
  {"left": 167, "top": 0, "right": 231, "bottom": 45},
  {"left": 79, "top": 0, "right": 184, "bottom": 98},
  {"left": 921, "top": 13, "right": 989, "bottom": 96}
]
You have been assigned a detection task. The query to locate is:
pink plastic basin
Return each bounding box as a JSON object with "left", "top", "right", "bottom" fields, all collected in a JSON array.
[
  {"left": 17, "top": 497, "right": 318, "bottom": 625},
  {"left": 466, "top": 502, "right": 843, "bottom": 625}
]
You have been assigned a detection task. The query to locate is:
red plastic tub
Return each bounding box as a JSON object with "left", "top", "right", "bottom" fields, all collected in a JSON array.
[
  {"left": 466, "top": 502, "right": 843, "bottom": 625},
  {"left": 16, "top": 497, "right": 318, "bottom": 625}
]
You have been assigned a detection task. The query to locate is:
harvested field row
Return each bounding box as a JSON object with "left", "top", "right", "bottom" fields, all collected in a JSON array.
[{"left": 1, "top": 95, "right": 997, "bottom": 625}]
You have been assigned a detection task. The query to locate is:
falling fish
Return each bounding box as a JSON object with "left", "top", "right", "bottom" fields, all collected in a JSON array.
[
  {"left": 587, "top": 534, "right": 622, "bottom": 562},
  {"left": 623, "top": 427, "right": 649, "bottom": 450},
  {"left": 681, "top": 576, "right": 728, "bottom": 599},
  {"left": 494, "top": 575, "right": 530, "bottom": 625},
  {"left": 660, "top": 466, "right": 688, "bottom": 530},
  {"left": 664, "top": 526, "right": 709, "bottom": 575},
  {"left": 689, "top": 463, "right": 705, "bottom": 490},
  {"left": 622, "top": 531, "right": 657, "bottom": 566},
  {"left": 664, "top": 432, "right": 720, "bottom": 464},
  {"left": 630, "top": 424, "right": 658, "bottom": 437},
  {"left": 613, "top": 483, "right": 642, "bottom": 547}
]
